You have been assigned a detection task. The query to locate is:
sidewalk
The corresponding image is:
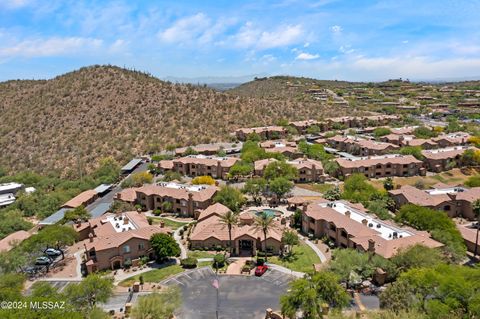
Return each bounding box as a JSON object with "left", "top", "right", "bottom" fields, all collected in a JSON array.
[
  {"left": 301, "top": 237, "right": 328, "bottom": 263},
  {"left": 266, "top": 263, "right": 305, "bottom": 278}
]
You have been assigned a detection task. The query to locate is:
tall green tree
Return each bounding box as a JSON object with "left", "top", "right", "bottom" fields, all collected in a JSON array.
[
  {"left": 213, "top": 186, "right": 246, "bottom": 213},
  {"left": 242, "top": 177, "right": 267, "bottom": 205},
  {"left": 263, "top": 161, "right": 298, "bottom": 181},
  {"left": 131, "top": 285, "right": 182, "bottom": 319},
  {"left": 150, "top": 233, "right": 181, "bottom": 262},
  {"left": 218, "top": 210, "right": 239, "bottom": 255},
  {"left": 253, "top": 212, "right": 276, "bottom": 261},
  {"left": 64, "top": 274, "right": 113, "bottom": 310},
  {"left": 281, "top": 230, "right": 299, "bottom": 255},
  {"left": 62, "top": 205, "right": 91, "bottom": 223},
  {"left": 280, "top": 271, "right": 350, "bottom": 319},
  {"left": 269, "top": 177, "right": 294, "bottom": 202}
]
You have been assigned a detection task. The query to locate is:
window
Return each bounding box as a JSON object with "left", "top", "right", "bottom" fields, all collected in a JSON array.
[
  {"left": 176, "top": 199, "right": 180, "bottom": 204},
  {"left": 341, "top": 230, "right": 348, "bottom": 238},
  {"left": 386, "top": 164, "right": 391, "bottom": 168},
  {"left": 123, "top": 245, "right": 131, "bottom": 253},
  {"left": 376, "top": 164, "right": 382, "bottom": 169},
  {"left": 138, "top": 243, "right": 145, "bottom": 250},
  {"left": 89, "top": 250, "right": 96, "bottom": 257},
  {"left": 444, "top": 205, "right": 451, "bottom": 211},
  {"left": 330, "top": 224, "right": 336, "bottom": 231}
]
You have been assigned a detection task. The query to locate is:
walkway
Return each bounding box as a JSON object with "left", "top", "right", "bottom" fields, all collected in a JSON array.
[
  {"left": 265, "top": 264, "right": 304, "bottom": 278},
  {"left": 300, "top": 236, "right": 328, "bottom": 263},
  {"left": 113, "top": 259, "right": 177, "bottom": 284}
]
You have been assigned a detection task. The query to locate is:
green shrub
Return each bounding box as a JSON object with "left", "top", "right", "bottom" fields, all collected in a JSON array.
[
  {"left": 213, "top": 254, "right": 226, "bottom": 269},
  {"left": 180, "top": 257, "right": 198, "bottom": 269}
]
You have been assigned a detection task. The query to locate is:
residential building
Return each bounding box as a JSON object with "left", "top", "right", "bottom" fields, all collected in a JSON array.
[
  {"left": 327, "top": 135, "right": 399, "bottom": 156},
  {"left": 260, "top": 140, "right": 302, "bottom": 159},
  {"left": 159, "top": 155, "right": 239, "bottom": 180},
  {"left": 432, "top": 132, "right": 471, "bottom": 148},
  {"left": 77, "top": 212, "right": 171, "bottom": 273},
  {"left": 189, "top": 203, "right": 284, "bottom": 255},
  {"left": 389, "top": 184, "right": 480, "bottom": 220},
  {"left": 456, "top": 223, "right": 480, "bottom": 254},
  {"left": 132, "top": 182, "right": 218, "bottom": 217},
  {"left": 421, "top": 146, "right": 473, "bottom": 172},
  {"left": 254, "top": 158, "right": 325, "bottom": 182},
  {"left": 302, "top": 200, "right": 442, "bottom": 259},
  {"left": 336, "top": 154, "right": 424, "bottom": 178},
  {"left": 62, "top": 189, "right": 98, "bottom": 209}
]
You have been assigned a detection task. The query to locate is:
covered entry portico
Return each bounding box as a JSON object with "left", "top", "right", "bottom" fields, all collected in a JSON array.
[{"left": 235, "top": 234, "right": 257, "bottom": 257}]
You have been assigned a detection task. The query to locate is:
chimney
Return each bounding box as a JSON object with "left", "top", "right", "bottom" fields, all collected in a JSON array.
[
  {"left": 88, "top": 232, "right": 94, "bottom": 243},
  {"left": 123, "top": 216, "right": 129, "bottom": 225},
  {"left": 362, "top": 219, "right": 368, "bottom": 226},
  {"left": 302, "top": 203, "right": 308, "bottom": 213},
  {"left": 368, "top": 239, "right": 375, "bottom": 253},
  {"left": 345, "top": 211, "right": 351, "bottom": 218}
]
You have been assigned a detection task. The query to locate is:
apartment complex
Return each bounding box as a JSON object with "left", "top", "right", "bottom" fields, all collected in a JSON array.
[
  {"left": 76, "top": 212, "right": 171, "bottom": 273},
  {"left": 327, "top": 135, "right": 399, "bottom": 156},
  {"left": 158, "top": 155, "right": 239, "bottom": 179},
  {"left": 259, "top": 140, "right": 302, "bottom": 159},
  {"left": 132, "top": 182, "right": 218, "bottom": 217},
  {"left": 302, "top": 200, "right": 442, "bottom": 259},
  {"left": 189, "top": 203, "right": 284, "bottom": 255},
  {"left": 254, "top": 158, "right": 325, "bottom": 182},
  {"left": 336, "top": 154, "right": 424, "bottom": 178},
  {"left": 421, "top": 146, "right": 472, "bottom": 172},
  {"left": 389, "top": 184, "right": 480, "bottom": 220}
]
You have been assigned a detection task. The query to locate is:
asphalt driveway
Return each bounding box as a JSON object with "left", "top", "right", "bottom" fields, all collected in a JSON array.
[{"left": 161, "top": 267, "right": 293, "bottom": 319}]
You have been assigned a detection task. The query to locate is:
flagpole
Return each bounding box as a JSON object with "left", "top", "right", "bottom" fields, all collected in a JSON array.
[{"left": 216, "top": 273, "right": 219, "bottom": 319}]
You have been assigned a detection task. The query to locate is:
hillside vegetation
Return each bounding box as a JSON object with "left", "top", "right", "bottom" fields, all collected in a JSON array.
[
  {"left": 0, "top": 66, "right": 350, "bottom": 176},
  {"left": 227, "top": 75, "right": 355, "bottom": 100}
]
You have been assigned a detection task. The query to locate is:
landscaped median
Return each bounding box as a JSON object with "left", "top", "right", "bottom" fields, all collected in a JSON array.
[
  {"left": 266, "top": 241, "right": 321, "bottom": 273},
  {"left": 118, "top": 261, "right": 214, "bottom": 287}
]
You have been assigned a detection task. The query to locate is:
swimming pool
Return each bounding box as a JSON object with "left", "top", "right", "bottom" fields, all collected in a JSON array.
[{"left": 252, "top": 208, "right": 282, "bottom": 218}]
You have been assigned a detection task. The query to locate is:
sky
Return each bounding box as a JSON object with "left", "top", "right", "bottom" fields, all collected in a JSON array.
[{"left": 1, "top": 0, "right": 480, "bottom": 82}]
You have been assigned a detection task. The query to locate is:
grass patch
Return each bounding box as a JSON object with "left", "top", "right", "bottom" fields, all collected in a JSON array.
[
  {"left": 267, "top": 241, "right": 320, "bottom": 273},
  {"left": 296, "top": 183, "right": 334, "bottom": 194},
  {"left": 187, "top": 250, "right": 218, "bottom": 259},
  {"left": 151, "top": 217, "right": 189, "bottom": 230},
  {"left": 118, "top": 264, "right": 184, "bottom": 287}
]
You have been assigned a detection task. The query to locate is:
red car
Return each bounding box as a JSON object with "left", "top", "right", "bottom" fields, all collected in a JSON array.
[{"left": 255, "top": 264, "right": 268, "bottom": 276}]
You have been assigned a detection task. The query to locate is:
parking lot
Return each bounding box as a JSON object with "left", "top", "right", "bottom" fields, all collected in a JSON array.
[{"left": 161, "top": 267, "right": 293, "bottom": 319}]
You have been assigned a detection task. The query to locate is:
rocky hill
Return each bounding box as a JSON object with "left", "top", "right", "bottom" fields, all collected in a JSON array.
[{"left": 0, "top": 66, "right": 351, "bottom": 176}]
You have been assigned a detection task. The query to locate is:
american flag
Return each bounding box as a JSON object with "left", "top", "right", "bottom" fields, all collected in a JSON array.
[{"left": 212, "top": 278, "right": 219, "bottom": 289}]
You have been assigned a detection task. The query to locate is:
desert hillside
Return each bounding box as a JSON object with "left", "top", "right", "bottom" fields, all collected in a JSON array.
[{"left": 0, "top": 66, "right": 351, "bottom": 176}]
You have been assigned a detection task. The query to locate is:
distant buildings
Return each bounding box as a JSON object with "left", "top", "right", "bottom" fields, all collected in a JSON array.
[
  {"left": 302, "top": 200, "right": 442, "bottom": 259},
  {"left": 421, "top": 146, "right": 474, "bottom": 172},
  {"left": 159, "top": 155, "right": 239, "bottom": 180},
  {"left": 335, "top": 154, "right": 424, "bottom": 179},
  {"left": 327, "top": 135, "right": 399, "bottom": 156},
  {"left": 254, "top": 158, "right": 325, "bottom": 183},
  {"left": 121, "top": 182, "right": 218, "bottom": 218},
  {"left": 389, "top": 183, "right": 480, "bottom": 220}
]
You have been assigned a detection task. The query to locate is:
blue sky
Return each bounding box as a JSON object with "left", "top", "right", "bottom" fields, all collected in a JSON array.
[{"left": 1, "top": 0, "right": 480, "bottom": 81}]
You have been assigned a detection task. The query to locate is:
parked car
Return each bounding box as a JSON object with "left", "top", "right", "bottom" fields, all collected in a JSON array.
[
  {"left": 44, "top": 248, "right": 62, "bottom": 257},
  {"left": 35, "top": 256, "right": 52, "bottom": 265},
  {"left": 255, "top": 264, "right": 268, "bottom": 276}
]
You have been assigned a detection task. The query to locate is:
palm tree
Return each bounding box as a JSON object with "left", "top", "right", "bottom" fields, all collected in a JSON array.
[
  {"left": 473, "top": 199, "right": 480, "bottom": 257},
  {"left": 254, "top": 212, "right": 276, "bottom": 262},
  {"left": 219, "top": 211, "right": 239, "bottom": 256}
]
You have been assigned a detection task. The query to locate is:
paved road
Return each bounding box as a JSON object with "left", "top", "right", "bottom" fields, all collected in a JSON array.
[
  {"left": 86, "top": 162, "right": 149, "bottom": 213},
  {"left": 161, "top": 267, "right": 291, "bottom": 319}
]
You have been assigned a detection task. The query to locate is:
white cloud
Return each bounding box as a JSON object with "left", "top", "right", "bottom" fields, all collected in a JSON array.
[
  {"left": 330, "top": 25, "right": 343, "bottom": 33},
  {"left": 158, "top": 13, "right": 211, "bottom": 43},
  {"left": 295, "top": 52, "right": 320, "bottom": 60},
  {"left": 0, "top": 37, "right": 103, "bottom": 58},
  {"left": 303, "top": 42, "right": 310, "bottom": 47},
  {"left": 258, "top": 25, "right": 303, "bottom": 49},
  {"left": 232, "top": 23, "right": 304, "bottom": 50}
]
